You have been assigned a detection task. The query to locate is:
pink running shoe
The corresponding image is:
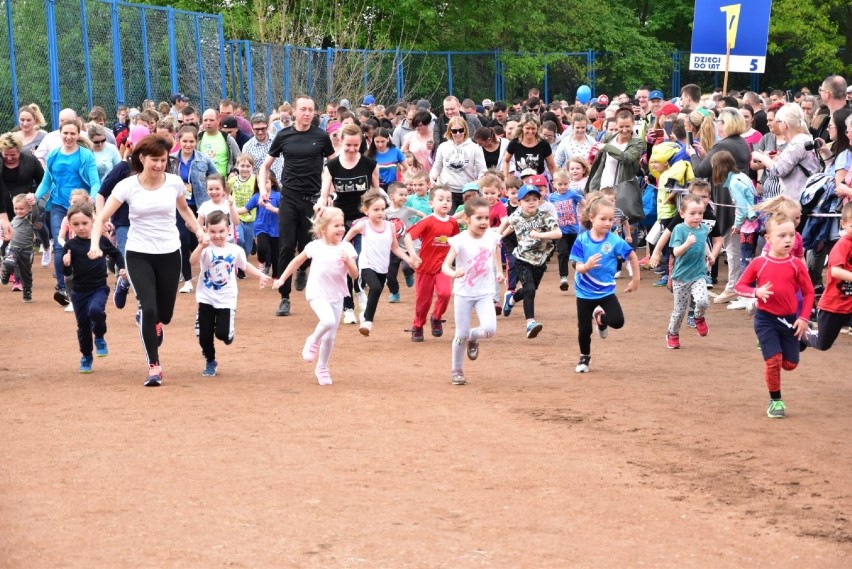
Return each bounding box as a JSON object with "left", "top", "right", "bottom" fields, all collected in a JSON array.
[
  {"left": 302, "top": 337, "right": 319, "bottom": 362},
  {"left": 315, "top": 366, "right": 333, "bottom": 386}
]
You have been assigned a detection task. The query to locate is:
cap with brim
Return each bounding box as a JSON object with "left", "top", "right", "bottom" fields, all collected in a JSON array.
[{"left": 517, "top": 184, "right": 542, "bottom": 200}]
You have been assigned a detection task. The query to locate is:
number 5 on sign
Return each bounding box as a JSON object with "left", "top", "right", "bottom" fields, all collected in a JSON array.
[{"left": 720, "top": 4, "right": 741, "bottom": 49}]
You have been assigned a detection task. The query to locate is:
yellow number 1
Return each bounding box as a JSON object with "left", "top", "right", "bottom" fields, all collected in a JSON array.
[{"left": 720, "top": 4, "right": 742, "bottom": 49}]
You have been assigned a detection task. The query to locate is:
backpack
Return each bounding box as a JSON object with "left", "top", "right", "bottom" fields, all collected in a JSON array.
[{"left": 800, "top": 172, "right": 835, "bottom": 218}]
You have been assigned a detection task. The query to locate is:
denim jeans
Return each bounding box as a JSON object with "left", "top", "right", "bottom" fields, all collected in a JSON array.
[
  {"left": 50, "top": 206, "right": 68, "bottom": 290},
  {"left": 236, "top": 220, "right": 256, "bottom": 258}
]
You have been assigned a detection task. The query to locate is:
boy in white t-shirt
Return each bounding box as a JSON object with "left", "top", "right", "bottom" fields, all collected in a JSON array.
[{"left": 190, "top": 210, "right": 271, "bottom": 377}]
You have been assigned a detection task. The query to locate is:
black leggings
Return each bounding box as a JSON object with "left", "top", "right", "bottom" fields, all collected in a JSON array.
[
  {"left": 256, "top": 233, "right": 279, "bottom": 277},
  {"left": 177, "top": 206, "right": 198, "bottom": 281},
  {"left": 360, "top": 268, "right": 387, "bottom": 322},
  {"left": 576, "top": 294, "right": 625, "bottom": 355},
  {"left": 556, "top": 233, "right": 577, "bottom": 278},
  {"left": 810, "top": 310, "right": 852, "bottom": 351},
  {"left": 197, "top": 302, "right": 234, "bottom": 363},
  {"left": 387, "top": 252, "right": 414, "bottom": 295},
  {"left": 125, "top": 250, "right": 181, "bottom": 366},
  {"left": 512, "top": 259, "right": 546, "bottom": 319},
  {"left": 278, "top": 193, "right": 314, "bottom": 299}
]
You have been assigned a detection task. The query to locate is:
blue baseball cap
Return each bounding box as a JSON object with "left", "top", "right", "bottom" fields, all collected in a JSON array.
[
  {"left": 517, "top": 184, "right": 542, "bottom": 200},
  {"left": 363, "top": 94, "right": 376, "bottom": 106},
  {"left": 649, "top": 89, "right": 664, "bottom": 100},
  {"left": 462, "top": 181, "right": 481, "bottom": 194}
]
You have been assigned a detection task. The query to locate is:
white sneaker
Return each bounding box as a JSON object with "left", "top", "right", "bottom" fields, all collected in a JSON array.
[
  {"left": 179, "top": 281, "right": 193, "bottom": 294},
  {"left": 626, "top": 263, "right": 634, "bottom": 278},
  {"left": 613, "top": 270, "right": 622, "bottom": 279},
  {"left": 359, "top": 320, "right": 372, "bottom": 336},
  {"left": 727, "top": 297, "right": 749, "bottom": 310},
  {"left": 356, "top": 290, "right": 368, "bottom": 311},
  {"left": 343, "top": 308, "right": 357, "bottom": 324},
  {"left": 41, "top": 248, "right": 52, "bottom": 268},
  {"left": 65, "top": 302, "right": 74, "bottom": 313},
  {"left": 359, "top": 311, "right": 366, "bottom": 325}
]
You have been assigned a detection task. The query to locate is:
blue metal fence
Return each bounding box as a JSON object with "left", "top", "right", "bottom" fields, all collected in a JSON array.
[{"left": 1, "top": 0, "right": 772, "bottom": 133}]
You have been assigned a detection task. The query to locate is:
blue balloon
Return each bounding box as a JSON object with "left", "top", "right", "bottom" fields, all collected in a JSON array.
[{"left": 576, "top": 85, "right": 592, "bottom": 104}]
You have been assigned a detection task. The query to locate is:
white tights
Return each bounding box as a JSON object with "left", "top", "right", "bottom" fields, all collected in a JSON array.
[
  {"left": 308, "top": 299, "right": 343, "bottom": 369},
  {"left": 452, "top": 295, "right": 497, "bottom": 371}
]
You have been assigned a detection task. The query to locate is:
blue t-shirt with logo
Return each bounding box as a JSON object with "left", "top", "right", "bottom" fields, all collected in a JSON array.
[
  {"left": 570, "top": 230, "right": 634, "bottom": 299},
  {"left": 548, "top": 190, "right": 584, "bottom": 235}
]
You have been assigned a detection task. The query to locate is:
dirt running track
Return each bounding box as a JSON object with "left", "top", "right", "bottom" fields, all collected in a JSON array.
[{"left": 1, "top": 259, "right": 850, "bottom": 568}]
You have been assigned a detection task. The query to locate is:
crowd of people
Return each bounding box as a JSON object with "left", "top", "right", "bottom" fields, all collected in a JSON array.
[{"left": 1, "top": 76, "right": 851, "bottom": 417}]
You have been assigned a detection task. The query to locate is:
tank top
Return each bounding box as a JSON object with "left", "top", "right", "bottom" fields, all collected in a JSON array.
[{"left": 359, "top": 219, "right": 393, "bottom": 274}]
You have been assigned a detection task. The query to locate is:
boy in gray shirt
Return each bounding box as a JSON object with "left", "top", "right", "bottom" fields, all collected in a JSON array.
[{"left": 1, "top": 194, "right": 40, "bottom": 302}]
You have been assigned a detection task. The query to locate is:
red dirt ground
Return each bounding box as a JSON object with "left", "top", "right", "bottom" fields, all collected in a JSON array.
[{"left": 1, "top": 258, "right": 850, "bottom": 568}]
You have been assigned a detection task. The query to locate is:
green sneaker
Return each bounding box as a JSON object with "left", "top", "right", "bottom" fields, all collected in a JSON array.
[{"left": 767, "top": 399, "right": 786, "bottom": 419}]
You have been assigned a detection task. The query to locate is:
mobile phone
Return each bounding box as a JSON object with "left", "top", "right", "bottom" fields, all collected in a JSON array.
[
  {"left": 664, "top": 121, "right": 672, "bottom": 136},
  {"left": 687, "top": 132, "right": 694, "bottom": 146},
  {"left": 786, "top": 90, "right": 793, "bottom": 102}
]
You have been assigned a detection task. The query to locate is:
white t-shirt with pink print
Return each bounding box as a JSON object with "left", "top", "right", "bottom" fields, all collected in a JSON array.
[{"left": 448, "top": 229, "right": 501, "bottom": 298}]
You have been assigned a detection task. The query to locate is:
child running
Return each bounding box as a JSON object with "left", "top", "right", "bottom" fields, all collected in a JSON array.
[
  {"left": 1, "top": 194, "right": 40, "bottom": 303},
  {"left": 803, "top": 202, "right": 852, "bottom": 351},
  {"left": 385, "top": 182, "right": 423, "bottom": 302},
  {"left": 229, "top": 153, "right": 258, "bottom": 271},
  {"left": 442, "top": 197, "right": 504, "bottom": 385},
  {"left": 734, "top": 213, "right": 815, "bottom": 418},
  {"left": 191, "top": 210, "right": 271, "bottom": 377},
  {"left": 500, "top": 184, "right": 561, "bottom": 338},
  {"left": 344, "top": 190, "right": 415, "bottom": 336},
  {"left": 197, "top": 173, "right": 240, "bottom": 241},
  {"left": 665, "top": 195, "right": 712, "bottom": 348},
  {"left": 273, "top": 207, "right": 359, "bottom": 385},
  {"left": 404, "top": 186, "right": 458, "bottom": 342},
  {"left": 238, "top": 171, "right": 281, "bottom": 277},
  {"left": 60, "top": 202, "right": 125, "bottom": 373},
  {"left": 548, "top": 168, "right": 584, "bottom": 291},
  {"left": 570, "top": 192, "right": 640, "bottom": 373}
]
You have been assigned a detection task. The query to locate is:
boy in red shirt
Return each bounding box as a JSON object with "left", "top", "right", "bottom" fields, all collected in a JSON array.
[
  {"left": 735, "top": 213, "right": 815, "bottom": 419},
  {"left": 405, "top": 186, "right": 460, "bottom": 341},
  {"left": 805, "top": 202, "right": 852, "bottom": 351}
]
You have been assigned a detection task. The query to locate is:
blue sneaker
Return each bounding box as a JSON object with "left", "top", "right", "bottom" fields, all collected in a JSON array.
[
  {"left": 113, "top": 276, "right": 130, "bottom": 309},
  {"left": 653, "top": 275, "right": 668, "bottom": 287},
  {"left": 202, "top": 360, "right": 218, "bottom": 377},
  {"left": 526, "top": 320, "right": 543, "bottom": 339},
  {"left": 388, "top": 292, "right": 401, "bottom": 303},
  {"left": 94, "top": 338, "right": 108, "bottom": 357},
  {"left": 79, "top": 356, "right": 93, "bottom": 374},
  {"left": 502, "top": 291, "right": 514, "bottom": 317},
  {"left": 687, "top": 315, "right": 696, "bottom": 328},
  {"left": 404, "top": 273, "right": 415, "bottom": 288}
]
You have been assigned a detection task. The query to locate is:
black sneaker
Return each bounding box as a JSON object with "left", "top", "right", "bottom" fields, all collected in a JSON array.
[
  {"left": 237, "top": 268, "right": 246, "bottom": 279},
  {"left": 411, "top": 326, "right": 424, "bottom": 342},
  {"left": 22, "top": 289, "right": 32, "bottom": 303},
  {"left": 53, "top": 289, "right": 70, "bottom": 306},
  {"left": 295, "top": 269, "right": 308, "bottom": 292},
  {"left": 276, "top": 297, "right": 291, "bottom": 317},
  {"left": 0, "top": 268, "right": 8, "bottom": 285},
  {"left": 430, "top": 317, "right": 443, "bottom": 337},
  {"left": 113, "top": 276, "right": 130, "bottom": 309},
  {"left": 575, "top": 355, "right": 591, "bottom": 373}
]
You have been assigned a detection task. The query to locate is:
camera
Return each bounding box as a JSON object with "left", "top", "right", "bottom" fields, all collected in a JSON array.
[{"left": 804, "top": 139, "right": 824, "bottom": 152}]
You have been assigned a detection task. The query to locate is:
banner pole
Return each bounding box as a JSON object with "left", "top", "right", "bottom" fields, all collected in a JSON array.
[{"left": 722, "top": 43, "right": 731, "bottom": 94}]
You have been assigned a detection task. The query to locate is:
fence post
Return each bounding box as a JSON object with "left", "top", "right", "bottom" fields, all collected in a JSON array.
[
  {"left": 750, "top": 73, "right": 759, "bottom": 93},
  {"left": 45, "top": 0, "right": 61, "bottom": 126},
  {"left": 5, "top": 0, "right": 18, "bottom": 124},
  {"left": 237, "top": 42, "right": 245, "bottom": 106},
  {"left": 670, "top": 52, "right": 679, "bottom": 102},
  {"left": 140, "top": 7, "right": 152, "bottom": 101},
  {"left": 326, "top": 48, "right": 334, "bottom": 100},
  {"left": 245, "top": 41, "right": 255, "bottom": 113},
  {"left": 493, "top": 50, "right": 500, "bottom": 102},
  {"left": 543, "top": 63, "right": 549, "bottom": 104},
  {"left": 284, "top": 45, "right": 291, "bottom": 103},
  {"left": 447, "top": 53, "right": 453, "bottom": 96},
  {"left": 79, "top": 0, "right": 94, "bottom": 110},
  {"left": 586, "top": 49, "right": 596, "bottom": 96},
  {"left": 167, "top": 7, "right": 178, "bottom": 95},
  {"left": 109, "top": 0, "right": 124, "bottom": 109},
  {"left": 306, "top": 49, "right": 314, "bottom": 97},
  {"left": 266, "top": 44, "right": 273, "bottom": 112},
  {"left": 362, "top": 50, "right": 368, "bottom": 95},
  {"left": 395, "top": 48, "right": 403, "bottom": 102},
  {"left": 218, "top": 15, "right": 227, "bottom": 102},
  {"left": 194, "top": 16, "right": 206, "bottom": 110}
]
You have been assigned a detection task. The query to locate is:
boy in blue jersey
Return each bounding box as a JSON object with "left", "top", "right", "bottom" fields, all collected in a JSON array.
[
  {"left": 548, "top": 168, "right": 585, "bottom": 291},
  {"left": 570, "top": 192, "right": 640, "bottom": 373}
]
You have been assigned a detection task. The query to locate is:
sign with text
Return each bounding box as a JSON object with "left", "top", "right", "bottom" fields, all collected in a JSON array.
[{"left": 689, "top": 0, "right": 772, "bottom": 73}]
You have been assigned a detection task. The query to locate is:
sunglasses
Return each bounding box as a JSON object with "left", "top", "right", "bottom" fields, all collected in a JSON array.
[
  {"left": 92, "top": 139, "right": 106, "bottom": 144},
  {"left": 450, "top": 128, "right": 465, "bottom": 134},
  {"left": 253, "top": 127, "right": 268, "bottom": 132}
]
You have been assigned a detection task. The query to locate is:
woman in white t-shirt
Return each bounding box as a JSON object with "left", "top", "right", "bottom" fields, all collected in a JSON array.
[{"left": 90, "top": 135, "right": 204, "bottom": 387}]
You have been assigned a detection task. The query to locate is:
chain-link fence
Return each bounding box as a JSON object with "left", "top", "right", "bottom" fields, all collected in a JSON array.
[{"left": 2, "top": 1, "right": 780, "bottom": 133}]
